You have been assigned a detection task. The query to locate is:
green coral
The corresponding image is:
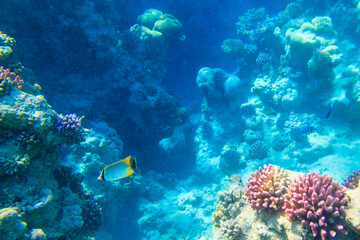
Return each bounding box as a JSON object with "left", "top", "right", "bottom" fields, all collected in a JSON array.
[
  {"left": 137, "top": 9, "right": 164, "bottom": 29},
  {"left": 154, "top": 14, "right": 182, "bottom": 39},
  {"left": 137, "top": 9, "right": 183, "bottom": 40}
]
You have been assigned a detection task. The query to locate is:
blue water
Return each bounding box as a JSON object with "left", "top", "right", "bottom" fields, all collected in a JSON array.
[{"left": 1, "top": 0, "right": 360, "bottom": 239}]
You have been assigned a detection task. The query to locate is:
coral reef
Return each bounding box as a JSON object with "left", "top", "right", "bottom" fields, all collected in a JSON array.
[
  {"left": 245, "top": 164, "right": 291, "bottom": 213},
  {"left": 55, "top": 113, "right": 86, "bottom": 144},
  {"left": 345, "top": 186, "right": 360, "bottom": 234},
  {"left": 0, "top": 67, "right": 24, "bottom": 96},
  {"left": 0, "top": 207, "right": 27, "bottom": 239},
  {"left": 81, "top": 198, "right": 102, "bottom": 234},
  {"left": 236, "top": 8, "right": 268, "bottom": 36},
  {"left": 247, "top": 141, "right": 268, "bottom": 160},
  {"left": 283, "top": 172, "right": 349, "bottom": 240},
  {"left": 212, "top": 175, "right": 246, "bottom": 227},
  {"left": 218, "top": 145, "right": 244, "bottom": 173},
  {"left": 343, "top": 170, "right": 360, "bottom": 189}
]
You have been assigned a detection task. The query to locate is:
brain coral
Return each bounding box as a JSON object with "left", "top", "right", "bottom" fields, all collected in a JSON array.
[
  {"left": 245, "top": 164, "right": 291, "bottom": 213},
  {"left": 283, "top": 172, "right": 349, "bottom": 240}
]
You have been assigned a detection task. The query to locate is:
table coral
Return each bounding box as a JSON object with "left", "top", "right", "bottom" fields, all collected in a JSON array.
[
  {"left": 245, "top": 164, "right": 291, "bottom": 213},
  {"left": 283, "top": 172, "right": 349, "bottom": 240}
]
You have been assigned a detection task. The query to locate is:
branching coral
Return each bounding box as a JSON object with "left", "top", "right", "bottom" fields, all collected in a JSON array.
[
  {"left": 0, "top": 66, "right": 24, "bottom": 96},
  {"left": 55, "top": 113, "right": 86, "bottom": 143},
  {"left": 283, "top": 172, "right": 349, "bottom": 240},
  {"left": 245, "top": 164, "right": 291, "bottom": 213},
  {"left": 343, "top": 170, "right": 360, "bottom": 189}
]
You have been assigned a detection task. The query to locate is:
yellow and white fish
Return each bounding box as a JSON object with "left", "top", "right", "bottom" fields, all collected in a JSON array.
[{"left": 97, "top": 155, "right": 137, "bottom": 181}]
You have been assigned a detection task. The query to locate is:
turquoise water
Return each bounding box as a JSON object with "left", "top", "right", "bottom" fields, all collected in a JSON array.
[{"left": 1, "top": 1, "right": 360, "bottom": 239}]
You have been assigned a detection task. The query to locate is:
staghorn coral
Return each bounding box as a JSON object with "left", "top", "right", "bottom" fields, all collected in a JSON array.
[
  {"left": 283, "top": 172, "right": 349, "bottom": 240},
  {"left": 245, "top": 164, "right": 291, "bottom": 213},
  {"left": 343, "top": 170, "right": 360, "bottom": 189}
]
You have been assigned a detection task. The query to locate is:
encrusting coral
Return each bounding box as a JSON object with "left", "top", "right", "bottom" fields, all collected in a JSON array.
[
  {"left": 245, "top": 164, "right": 291, "bottom": 213},
  {"left": 283, "top": 172, "right": 349, "bottom": 240}
]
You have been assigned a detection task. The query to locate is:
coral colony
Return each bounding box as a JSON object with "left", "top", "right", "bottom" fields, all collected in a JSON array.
[
  {"left": 245, "top": 164, "right": 290, "bottom": 213},
  {"left": 284, "top": 173, "right": 349, "bottom": 240}
]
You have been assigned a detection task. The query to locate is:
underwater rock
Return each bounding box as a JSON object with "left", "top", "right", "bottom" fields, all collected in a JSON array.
[
  {"left": 345, "top": 186, "right": 360, "bottom": 235},
  {"left": 196, "top": 67, "right": 244, "bottom": 106},
  {"left": 0, "top": 207, "right": 27, "bottom": 239}
]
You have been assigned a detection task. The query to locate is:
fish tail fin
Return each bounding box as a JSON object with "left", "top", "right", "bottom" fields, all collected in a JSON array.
[{"left": 131, "top": 156, "right": 137, "bottom": 170}]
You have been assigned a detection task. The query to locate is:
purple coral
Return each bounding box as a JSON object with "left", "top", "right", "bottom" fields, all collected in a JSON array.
[
  {"left": 55, "top": 114, "right": 85, "bottom": 142},
  {"left": 342, "top": 170, "right": 360, "bottom": 189},
  {"left": 283, "top": 172, "right": 349, "bottom": 240}
]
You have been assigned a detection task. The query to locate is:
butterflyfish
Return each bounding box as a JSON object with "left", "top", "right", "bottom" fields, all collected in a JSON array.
[{"left": 98, "top": 155, "right": 137, "bottom": 181}]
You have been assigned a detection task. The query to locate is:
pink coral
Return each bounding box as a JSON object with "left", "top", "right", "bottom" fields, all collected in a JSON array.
[
  {"left": 0, "top": 66, "right": 24, "bottom": 89},
  {"left": 245, "top": 164, "right": 290, "bottom": 213},
  {"left": 283, "top": 172, "right": 349, "bottom": 240}
]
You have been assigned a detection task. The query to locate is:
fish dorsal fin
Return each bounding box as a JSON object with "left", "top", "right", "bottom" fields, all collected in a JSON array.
[
  {"left": 103, "top": 155, "right": 131, "bottom": 170},
  {"left": 123, "top": 155, "right": 131, "bottom": 166}
]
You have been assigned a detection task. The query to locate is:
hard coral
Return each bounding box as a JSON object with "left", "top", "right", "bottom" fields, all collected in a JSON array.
[
  {"left": 343, "top": 170, "right": 360, "bottom": 189},
  {"left": 245, "top": 164, "right": 291, "bottom": 213},
  {"left": 0, "top": 66, "right": 24, "bottom": 95},
  {"left": 283, "top": 172, "right": 349, "bottom": 240},
  {"left": 213, "top": 175, "right": 246, "bottom": 227},
  {"left": 55, "top": 113, "right": 86, "bottom": 143},
  {"left": 218, "top": 145, "right": 243, "bottom": 172}
]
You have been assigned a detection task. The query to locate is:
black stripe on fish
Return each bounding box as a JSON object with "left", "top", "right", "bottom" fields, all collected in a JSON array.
[{"left": 302, "top": 126, "right": 316, "bottom": 135}]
